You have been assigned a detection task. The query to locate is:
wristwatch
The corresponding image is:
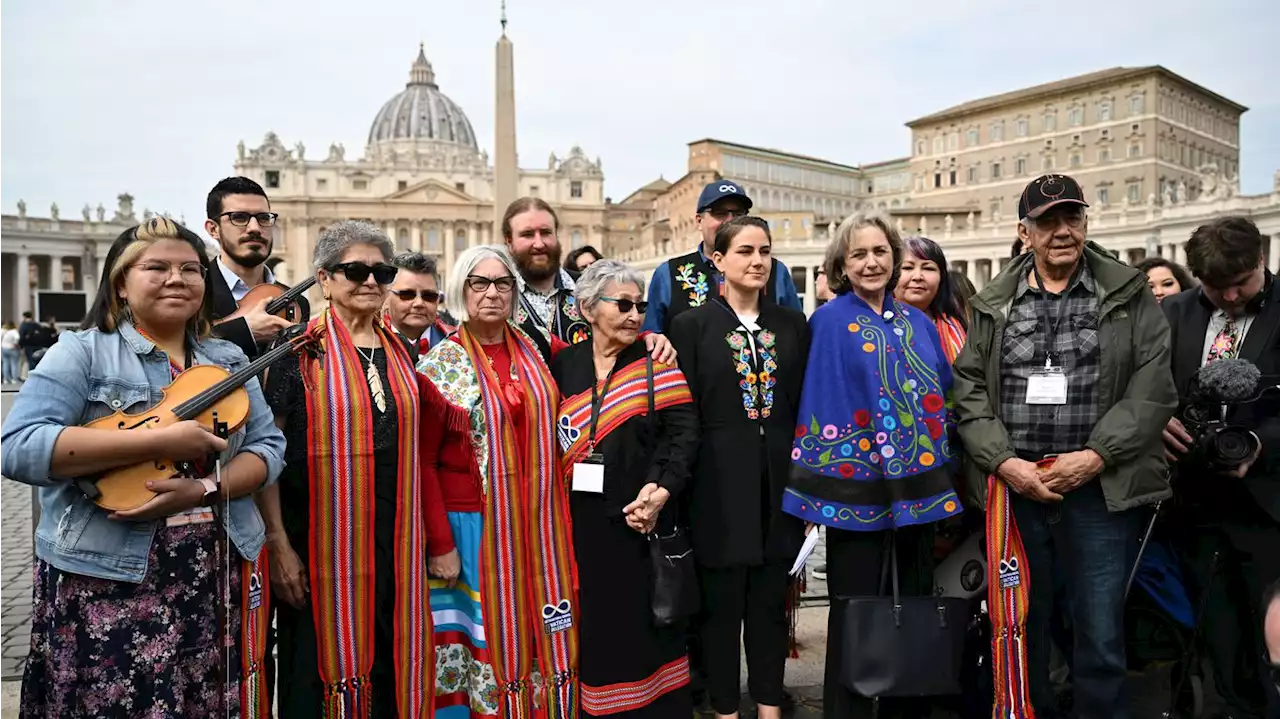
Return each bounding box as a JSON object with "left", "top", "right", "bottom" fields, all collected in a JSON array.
[{"left": 197, "top": 477, "right": 221, "bottom": 505}]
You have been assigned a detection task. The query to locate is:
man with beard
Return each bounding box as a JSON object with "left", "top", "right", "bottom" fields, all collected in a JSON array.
[
  {"left": 502, "top": 196, "right": 674, "bottom": 363},
  {"left": 643, "top": 181, "right": 801, "bottom": 334},
  {"left": 204, "top": 176, "right": 301, "bottom": 359}
]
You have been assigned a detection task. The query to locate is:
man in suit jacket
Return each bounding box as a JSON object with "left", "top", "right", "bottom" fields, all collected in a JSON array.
[
  {"left": 204, "top": 176, "right": 302, "bottom": 359},
  {"left": 1162, "top": 215, "right": 1280, "bottom": 718}
]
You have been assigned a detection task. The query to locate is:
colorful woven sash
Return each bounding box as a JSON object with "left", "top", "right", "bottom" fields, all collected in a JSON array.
[
  {"left": 985, "top": 459, "right": 1054, "bottom": 719},
  {"left": 458, "top": 323, "right": 580, "bottom": 718},
  {"left": 240, "top": 549, "right": 270, "bottom": 718},
  {"left": 557, "top": 357, "right": 691, "bottom": 468},
  {"left": 301, "top": 310, "right": 433, "bottom": 718}
]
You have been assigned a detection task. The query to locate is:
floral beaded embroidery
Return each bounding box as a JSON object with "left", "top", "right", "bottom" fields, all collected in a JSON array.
[
  {"left": 726, "top": 328, "right": 778, "bottom": 420},
  {"left": 676, "top": 263, "right": 709, "bottom": 307}
]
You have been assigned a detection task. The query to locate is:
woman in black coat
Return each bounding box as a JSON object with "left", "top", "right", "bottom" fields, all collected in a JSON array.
[{"left": 669, "top": 216, "right": 809, "bottom": 719}]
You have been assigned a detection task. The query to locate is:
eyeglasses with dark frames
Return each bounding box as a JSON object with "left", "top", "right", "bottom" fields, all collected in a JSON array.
[
  {"left": 218, "top": 211, "right": 279, "bottom": 228},
  {"left": 392, "top": 288, "right": 442, "bottom": 303},
  {"left": 600, "top": 297, "right": 649, "bottom": 314},
  {"left": 328, "top": 262, "right": 398, "bottom": 285},
  {"left": 465, "top": 275, "right": 517, "bottom": 293},
  {"left": 704, "top": 208, "right": 748, "bottom": 222}
]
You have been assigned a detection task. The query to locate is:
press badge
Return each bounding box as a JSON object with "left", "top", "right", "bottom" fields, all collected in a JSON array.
[
  {"left": 1026, "top": 363, "right": 1068, "bottom": 405},
  {"left": 572, "top": 453, "right": 605, "bottom": 494}
]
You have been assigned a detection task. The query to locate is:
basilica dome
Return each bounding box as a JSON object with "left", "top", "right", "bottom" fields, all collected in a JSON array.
[{"left": 367, "top": 46, "right": 478, "bottom": 152}]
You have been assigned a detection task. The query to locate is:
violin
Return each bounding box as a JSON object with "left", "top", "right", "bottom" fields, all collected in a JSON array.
[
  {"left": 216, "top": 276, "right": 318, "bottom": 325},
  {"left": 77, "top": 328, "right": 318, "bottom": 511}
]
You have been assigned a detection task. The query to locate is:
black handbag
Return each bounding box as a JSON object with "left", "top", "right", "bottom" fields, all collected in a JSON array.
[
  {"left": 839, "top": 533, "right": 968, "bottom": 697},
  {"left": 644, "top": 354, "right": 700, "bottom": 627}
]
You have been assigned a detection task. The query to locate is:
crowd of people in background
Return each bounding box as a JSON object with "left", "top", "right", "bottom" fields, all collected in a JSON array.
[{"left": 2, "top": 172, "right": 1278, "bottom": 719}]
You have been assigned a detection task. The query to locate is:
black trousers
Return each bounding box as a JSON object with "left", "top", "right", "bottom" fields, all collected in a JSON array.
[
  {"left": 1180, "top": 518, "right": 1280, "bottom": 719},
  {"left": 824, "top": 525, "right": 935, "bottom": 719},
  {"left": 698, "top": 559, "right": 791, "bottom": 714}
]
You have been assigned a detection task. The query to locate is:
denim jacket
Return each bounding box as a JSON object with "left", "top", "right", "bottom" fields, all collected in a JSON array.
[{"left": 0, "top": 321, "right": 285, "bottom": 583}]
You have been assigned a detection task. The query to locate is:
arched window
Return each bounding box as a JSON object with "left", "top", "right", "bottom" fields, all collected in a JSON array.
[
  {"left": 454, "top": 229, "right": 467, "bottom": 251},
  {"left": 571, "top": 230, "right": 583, "bottom": 249},
  {"left": 397, "top": 228, "right": 409, "bottom": 249},
  {"left": 427, "top": 228, "right": 440, "bottom": 251}
]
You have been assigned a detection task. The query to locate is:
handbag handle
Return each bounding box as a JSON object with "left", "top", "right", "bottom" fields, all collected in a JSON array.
[{"left": 877, "top": 534, "right": 904, "bottom": 627}]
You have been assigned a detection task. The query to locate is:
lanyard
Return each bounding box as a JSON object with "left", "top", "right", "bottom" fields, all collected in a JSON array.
[
  {"left": 588, "top": 364, "right": 619, "bottom": 450},
  {"left": 1031, "top": 263, "right": 1078, "bottom": 368}
]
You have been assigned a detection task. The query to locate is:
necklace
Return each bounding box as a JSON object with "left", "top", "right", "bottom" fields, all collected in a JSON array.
[{"left": 355, "top": 345, "right": 387, "bottom": 413}]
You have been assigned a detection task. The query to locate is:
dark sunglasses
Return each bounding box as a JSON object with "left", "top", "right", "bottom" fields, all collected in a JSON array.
[
  {"left": 600, "top": 297, "right": 649, "bottom": 314},
  {"left": 704, "top": 208, "right": 748, "bottom": 221},
  {"left": 218, "top": 211, "right": 279, "bottom": 228},
  {"left": 392, "top": 288, "right": 441, "bottom": 302},
  {"left": 329, "top": 262, "right": 398, "bottom": 285},
  {"left": 465, "top": 275, "right": 517, "bottom": 293}
]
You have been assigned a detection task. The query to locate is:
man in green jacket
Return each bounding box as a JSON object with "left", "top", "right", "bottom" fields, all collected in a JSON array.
[{"left": 953, "top": 174, "right": 1177, "bottom": 719}]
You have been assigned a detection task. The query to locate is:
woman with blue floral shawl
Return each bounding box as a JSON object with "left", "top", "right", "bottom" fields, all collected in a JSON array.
[{"left": 783, "top": 212, "right": 963, "bottom": 719}]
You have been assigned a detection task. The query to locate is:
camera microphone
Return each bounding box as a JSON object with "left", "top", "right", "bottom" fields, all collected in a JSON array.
[{"left": 1191, "top": 358, "right": 1261, "bottom": 404}]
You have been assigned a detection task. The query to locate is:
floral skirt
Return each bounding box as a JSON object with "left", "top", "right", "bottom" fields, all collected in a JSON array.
[{"left": 21, "top": 521, "right": 243, "bottom": 719}]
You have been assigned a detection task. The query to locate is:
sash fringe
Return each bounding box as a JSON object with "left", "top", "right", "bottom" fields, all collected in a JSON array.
[
  {"left": 323, "top": 676, "right": 372, "bottom": 719},
  {"left": 786, "top": 573, "right": 806, "bottom": 659}
]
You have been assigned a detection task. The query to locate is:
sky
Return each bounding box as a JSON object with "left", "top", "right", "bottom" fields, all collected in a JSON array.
[{"left": 3, "top": 0, "right": 1278, "bottom": 232}]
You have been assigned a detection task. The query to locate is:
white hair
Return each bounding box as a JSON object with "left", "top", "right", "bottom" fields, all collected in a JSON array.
[
  {"left": 446, "top": 245, "right": 521, "bottom": 324},
  {"left": 574, "top": 259, "right": 645, "bottom": 316}
]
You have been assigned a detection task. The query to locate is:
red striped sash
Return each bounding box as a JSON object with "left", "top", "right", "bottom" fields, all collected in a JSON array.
[
  {"left": 302, "top": 310, "right": 433, "bottom": 718},
  {"left": 460, "top": 324, "right": 580, "bottom": 718},
  {"left": 580, "top": 656, "right": 690, "bottom": 716},
  {"left": 557, "top": 357, "right": 692, "bottom": 470},
  {"left": 240, "top": 549, "right": 270, "bottom": 719},
  {"left": 985, "top": 458, "right": 1055, "bottom": 719}
]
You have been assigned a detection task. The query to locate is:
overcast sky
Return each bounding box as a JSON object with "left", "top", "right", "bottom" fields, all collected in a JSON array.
[{"left": 3, "top": 0, "right": 1277, "bottom": 231}]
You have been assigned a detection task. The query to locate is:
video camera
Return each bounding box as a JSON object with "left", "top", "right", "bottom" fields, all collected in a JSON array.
[{"left": 1179, "top": 358, "right": 1274, "bottom": 471}]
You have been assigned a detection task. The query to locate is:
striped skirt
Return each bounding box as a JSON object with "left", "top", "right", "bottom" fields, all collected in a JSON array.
[{"left": 432, "top": 511, "right": 501, "bottom": 717}]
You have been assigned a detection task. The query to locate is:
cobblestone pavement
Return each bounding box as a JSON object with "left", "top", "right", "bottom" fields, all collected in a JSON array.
[{"left": 0, "top": 477, "right": 33, "bottom": 682}]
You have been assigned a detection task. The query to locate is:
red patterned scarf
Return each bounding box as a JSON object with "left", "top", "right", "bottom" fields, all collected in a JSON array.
[
  {"left": 934, "top": 314, "right": 968, "bottom": 365},
  {"left": 558, "top": 357, "right": 691, "bottom": 469},
  {"left": 301, "top": 310, "right": 433, "bottom": 718},
  {"left": 458, "top": 323, "right": 580, "bottom": 718},
  {"left": 985, "top": 458, "right": 1055, "bottom": 719}
]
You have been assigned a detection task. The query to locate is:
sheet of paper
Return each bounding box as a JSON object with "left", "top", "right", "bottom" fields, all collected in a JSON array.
[{"left": 789, "top": 525, "right": 821, "bottom": 577}]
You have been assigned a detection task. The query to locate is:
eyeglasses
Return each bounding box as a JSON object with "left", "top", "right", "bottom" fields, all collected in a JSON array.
[
  {"left": 1029, "top": 209, "right": 1086, "bottom": 231},
  {"left": 131, "top": 261, "right": 207, "bottom": 284},
  {"left": 392, "top": 288, "right": 442, "bottom": 303},
  {"left": 704, "top": 208, "right": 748, "bottom": 221},
  {"left": 218, "top": 211, "right": 279, "bottom": 228},
  {"left": 465, "top": 275, "right": 517, "bottom": 293},
  {"left": 600, "top": 297, "right": 649, "bottom": 314},
  {"left": 329, "top": 262, "right": 398, "bottom": 284}
]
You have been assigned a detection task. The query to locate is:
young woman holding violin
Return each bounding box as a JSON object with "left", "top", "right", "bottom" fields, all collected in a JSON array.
[{"left": 0, "top": 217, "right": 286, "bottom": 718}]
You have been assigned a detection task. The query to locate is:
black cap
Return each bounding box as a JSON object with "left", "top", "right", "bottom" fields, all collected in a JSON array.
[
  {"left": 696, "top": 181, "right": 753, "bottom": 213},
  {"left": 1018, "top": 174, "right": 1089, "bottom": 220}
]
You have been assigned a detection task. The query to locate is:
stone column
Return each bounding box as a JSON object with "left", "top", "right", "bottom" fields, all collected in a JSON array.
[
  {"left": 1175, "top": 242, "right": 1187, "bottom": 266},
  {"left": 494, "top": 31, "right": 519, "bottom": 224},
  {"left": 799, "top": 266, "right": 815, "bottom": 315},
  {"left": 1269, "top": 234, "right": 1280, "bottom": 273},
  {"left": 443, "top": 223, "right": 457, "bottom": 281},
  {"left": 965, "top": 258, "right": 978, "bottom": 285},
  {"left": 39, "top": 256, "right": 55, "bottom": 292},
  {"left": 15, "top": 252, "right": 30, "bottom": 319},
  {"left": 411, "top": 221, "right": 422, "bottom": 252}
]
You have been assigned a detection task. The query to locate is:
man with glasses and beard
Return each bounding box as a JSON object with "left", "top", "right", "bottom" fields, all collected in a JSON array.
[
  {"left": 643, "top": 181, "right": 801, "bottom": 335},
  {"left": 204, "top": 176, "right": 305, "bottom": 359},
  {"left": 502, "top": 196, "right": 675, "bottom": 364}
]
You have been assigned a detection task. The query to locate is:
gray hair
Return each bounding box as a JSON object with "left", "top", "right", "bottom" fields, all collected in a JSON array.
[
  {"left": 446, "top": 245, "right": 521, "bottom": 324},
  {"left": 313, "top": 220, "right": 395, "bottom": 269},
  {"left": 822, "top": 211, "right": 903, "bottom": 295},
  {"left": 390, "top": 251, "right": 439, "bottom": 283},
  {"left": 574, "top": 259, "right": 645, "bottom": 316}
]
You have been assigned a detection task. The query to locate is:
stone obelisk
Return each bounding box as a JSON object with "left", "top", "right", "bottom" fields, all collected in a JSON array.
[{"left": 494, "top": 2, "right": 518, "bottom": 224}]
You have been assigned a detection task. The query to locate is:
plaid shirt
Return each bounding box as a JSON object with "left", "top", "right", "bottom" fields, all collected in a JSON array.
[{"left": 999, "top": 261, "right": 1101, "bottom": 457}]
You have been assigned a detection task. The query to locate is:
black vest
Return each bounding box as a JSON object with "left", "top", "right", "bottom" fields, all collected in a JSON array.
[
  {"left": 663, "top": 249, "right": 781, "bottom": 334},
  {"left": 516, "top": 280, "right": 591, "bottom": 362}
]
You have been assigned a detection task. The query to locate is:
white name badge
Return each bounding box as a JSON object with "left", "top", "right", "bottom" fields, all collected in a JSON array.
[
  {"left": 572, "top": 453, "right": 605, "bottom": 494},
  {"left": 1026, "top": 368, "right": 1068, "bottom": 405}
]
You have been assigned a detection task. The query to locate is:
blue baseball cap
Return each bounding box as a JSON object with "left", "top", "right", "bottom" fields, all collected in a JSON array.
[{"left": 696, "top": 181, "right": 753, "bottom": 213}]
